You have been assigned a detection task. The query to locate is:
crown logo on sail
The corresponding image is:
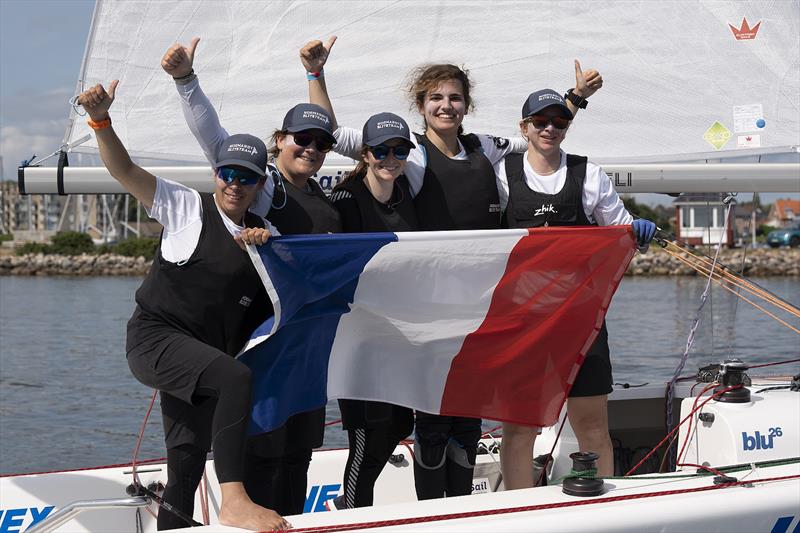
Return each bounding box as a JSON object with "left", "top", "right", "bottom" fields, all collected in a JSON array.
[{"left": 728, "top": 17, "right": 761, "bottom": 40}]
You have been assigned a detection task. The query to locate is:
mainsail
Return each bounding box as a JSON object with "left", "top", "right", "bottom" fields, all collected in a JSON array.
[{"left": 21, "top": 0, "right": 800, "bottom": 194}]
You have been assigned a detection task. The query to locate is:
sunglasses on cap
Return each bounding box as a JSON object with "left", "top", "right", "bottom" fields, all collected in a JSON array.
[
  {"left": 527, "top": 115, "right": 570, "bottom": 130},
  {"left": 368, "top": 144, "right": 411, "bottom": 161},
  {"left": 290, "top": 131, "right": 334, "bottom": 153},
  {"left": 216, "top": 167, "right": 262, "bottom": 186}
]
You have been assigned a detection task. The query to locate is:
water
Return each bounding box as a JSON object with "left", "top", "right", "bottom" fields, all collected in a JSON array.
[{"left": 1, "top": 275, "right": 798, "bottom": 475}]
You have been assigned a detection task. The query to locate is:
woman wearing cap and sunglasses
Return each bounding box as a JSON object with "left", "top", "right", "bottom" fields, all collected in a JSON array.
[
  {"left": 302, "top": 37, "right": 603, "bottom": 501},
  {"left": 162, "top": 38, "right": 341, "bottom": 517},
  {"left": 497, "top": 89, "right": 656, "bottom": 490},
  {"left": 77, "top": 82, "right": 291, "bottom": 532},
  {"left": 324, "top": 113, "right": 418, "bottom": 510}
]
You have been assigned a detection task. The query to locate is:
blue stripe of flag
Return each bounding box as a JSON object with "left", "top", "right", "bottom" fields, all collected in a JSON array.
[{"left": 240, "top": 232, "right": 399, "bottom": 434}]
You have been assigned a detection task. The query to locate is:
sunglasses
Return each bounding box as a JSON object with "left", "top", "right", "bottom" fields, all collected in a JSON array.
[
  {"left": 527, "top": 115, "right": 570, "bottom": 130},
  {"left": 216, "top": 167, "right": 261, "bottom": 186},
  {"left": 369, "top": 144, "right": 411, "bottom": 161},
  {"left": 291, "top": 131, "right": 334, "bottom": 153}
]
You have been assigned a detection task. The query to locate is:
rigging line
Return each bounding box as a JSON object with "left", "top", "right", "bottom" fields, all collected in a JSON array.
[
  {"left": 705, "top": 198, "right": 715, "bottom": 359},
  {"left": 131, "top": 389, "right": 159, "bottom": 486},
  {"left": 661, "top": 239, "right": 796, "bottom": 311},
  {"left": 663, "top": 250, "right": 800, "bottom": 331},
  {"left": 539, "top": 414, "right": 569, "bottom": 487},
  {"left": 628, "top": 384, "right": 742, "bottom": 477},
  {"left": 749, "top": 358, "right": 800, "bottom": 369},
  {"left": 662, "top": 249, "right": 800, "bottom": 320},
  {"left": 660, "top": 238, "right": 799, "bottom": 311},
  {"left": 676, "top": 383, "right": 719, "bottom": 466},
  {"left": 664, "top": 199, "right": 734, "bottom": 471},
  {"left": 726, "top": 241, "right": 750, "bottom": 358},
  {"left": 662, "top": 243, "right": 800, "bottom": 318}
]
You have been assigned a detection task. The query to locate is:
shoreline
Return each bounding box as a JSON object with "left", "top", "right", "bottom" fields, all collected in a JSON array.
[{"left": 0, "top": 249, "right": 798, "bottom": 277}]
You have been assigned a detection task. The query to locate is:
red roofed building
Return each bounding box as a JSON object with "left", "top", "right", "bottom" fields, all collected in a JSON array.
[{"left": 767, "top": 199, "right": 800, "bottom": 227}]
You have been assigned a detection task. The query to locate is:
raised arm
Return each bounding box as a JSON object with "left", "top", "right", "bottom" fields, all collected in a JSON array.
[
  {"left": 565, "top": 59, "right": 603, "bottom": 117},
  {"left": 301, "top": 36, "right": 339, "bottom": 130},
  {"left": 162, "top": 37, "right": 230, "bottom": 165},
  {"left": 78, "top": 81, "right": 156, "bottom": 209}
]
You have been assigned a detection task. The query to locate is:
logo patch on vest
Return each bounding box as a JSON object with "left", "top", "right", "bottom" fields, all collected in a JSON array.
[
  {"left": 534, "top": 204, "right": 557, "bottom": 217},
  {"left": 489, "top": 203, "right": 501, "bottom": 213},
  {"left": 238, "top": 296, "right": 252, "bottom": 307}
]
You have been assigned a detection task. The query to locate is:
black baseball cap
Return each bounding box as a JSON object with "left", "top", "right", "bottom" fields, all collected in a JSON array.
[
  {"left": 282, "top": 103, "right": 336, "bottom": 144},
  {"left": 362, "top": 112, "right": 415, "bottom": 148},
  {"left": 215, "top": 134, "right": 268, "bottom": 176},
  {"left": 521, "top": 89, "right": 574, "bottom": 120}
]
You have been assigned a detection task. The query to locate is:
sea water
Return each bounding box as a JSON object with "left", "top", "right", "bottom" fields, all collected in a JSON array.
[{"left": 1, "top": 275, "right": 798, "bottom": 474}]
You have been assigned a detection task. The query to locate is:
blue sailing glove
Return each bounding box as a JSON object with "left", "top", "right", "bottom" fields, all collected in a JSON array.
[{"left": 631, "top": 219, "right": 656, "bottom": 246}]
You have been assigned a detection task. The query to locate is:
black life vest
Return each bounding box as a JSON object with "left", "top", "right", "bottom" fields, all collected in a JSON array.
[
  {"left": 266, "top": 166, "right": 342, "bottom": 234},
  {"left": 333, "top": 174, "right": 418, "bottom": 232},
  {"left": 132, "top": 193, "right": 270, "bottom": 356},
  {"left": 504, "top": 153, "right": 593, "bottom": 228},
  {"left": 412, "top": 133, "right": 502, "bottom": 230}
]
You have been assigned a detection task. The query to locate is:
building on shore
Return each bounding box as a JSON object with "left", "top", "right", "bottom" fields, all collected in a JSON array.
[
  {"left": 0, "top": 180, "right": 161, "bottom": 244},
  {"left": 767, "top": 199, "right": 800, "bottom": 228},
  {"left": 673, "top": 193, "right": 735, "bottom": 247}
]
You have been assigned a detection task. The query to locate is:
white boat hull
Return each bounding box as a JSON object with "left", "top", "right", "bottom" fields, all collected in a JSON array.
[{"left": 2, "top": 379, "right": 798, "bottom": 532}]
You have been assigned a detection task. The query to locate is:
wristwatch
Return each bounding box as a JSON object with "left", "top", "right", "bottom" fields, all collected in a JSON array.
[{"left": 564, "top": 88, "right": 588, "bottom": 109}]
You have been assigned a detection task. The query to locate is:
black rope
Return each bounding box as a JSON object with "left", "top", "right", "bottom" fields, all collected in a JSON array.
[{"left": 132, "top": 483, "right": 202, "bottom": 527}]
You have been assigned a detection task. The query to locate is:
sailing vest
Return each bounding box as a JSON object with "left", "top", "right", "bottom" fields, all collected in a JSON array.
[
  {"left": 133, "top": 193, "right": 270, "bottom": 356},
  {"left": 412, "top": 133, "right": 502, "bottom": 230},
  {"left": 266, "top": 168, "right": 342, "bottom": 234},
  {"left": 503, "top": 153, "right": 593, "bottom": 228},
  {"left": 334, "top": 175, "right": 418, "bottom": 232}
]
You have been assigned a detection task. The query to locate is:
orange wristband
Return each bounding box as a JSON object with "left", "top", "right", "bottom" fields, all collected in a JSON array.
[{"left": 87, "top": 117, "right": 112, "bottom": 130}]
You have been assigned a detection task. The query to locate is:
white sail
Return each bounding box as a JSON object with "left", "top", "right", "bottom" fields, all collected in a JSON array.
[{"left": 63, "top": 0, "right": 799, "bottom": 166}]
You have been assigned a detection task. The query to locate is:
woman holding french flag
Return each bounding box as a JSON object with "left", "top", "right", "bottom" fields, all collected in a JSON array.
[
  {"left": 77, "top": 82, "right": 289, "bottom": 531},
  {"left": 304, "top": 36, "right": 605, "bottom": 501},
  {"left": 497, "top": 89, "right": 657, "bottom": 489},
  {"left": 162, "top": 37, "right": 342, "bottom": 518}
]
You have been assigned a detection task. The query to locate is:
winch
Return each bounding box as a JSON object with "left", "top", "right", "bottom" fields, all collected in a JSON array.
[{"left": 677, "top": 360, "right": 800, "bottom": 467}]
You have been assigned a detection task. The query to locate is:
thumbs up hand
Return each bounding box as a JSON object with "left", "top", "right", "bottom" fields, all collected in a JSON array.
[{"left": 162, "top": 37, "right": 200, "bottom": 79}]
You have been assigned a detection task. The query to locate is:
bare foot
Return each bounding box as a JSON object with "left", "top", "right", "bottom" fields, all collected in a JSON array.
[{"left": 219, "top": 482, "right": 291, "bottom": 531}]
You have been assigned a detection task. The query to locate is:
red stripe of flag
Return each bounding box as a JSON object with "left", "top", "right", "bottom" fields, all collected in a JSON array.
[{"left": 440, "top": 226, "right": 636, "bottom": 427}]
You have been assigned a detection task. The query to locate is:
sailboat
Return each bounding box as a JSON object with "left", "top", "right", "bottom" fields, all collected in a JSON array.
[{"left": 4, "top": 1, "right": 799, "bottom": 532}]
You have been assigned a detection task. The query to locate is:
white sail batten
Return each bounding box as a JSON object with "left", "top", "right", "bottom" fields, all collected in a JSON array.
[
  {"left": 20, "top": 163, "right": 800, "bottom": 195},
  {"left": 64, "top": 0, "right": 799, "bottom": 165}
]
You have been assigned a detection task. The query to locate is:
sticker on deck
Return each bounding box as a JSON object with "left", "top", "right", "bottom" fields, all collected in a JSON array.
[
  {"left": 733, "top": 104, "right": 765, "bottom": 133},
  {"left": 703, "top": 121, "right": 732, "bottom": 150}
]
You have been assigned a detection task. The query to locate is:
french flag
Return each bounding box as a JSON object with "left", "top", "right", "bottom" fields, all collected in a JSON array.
[{"left": 240, "top": 227, "right": 636, "bottom": 434}]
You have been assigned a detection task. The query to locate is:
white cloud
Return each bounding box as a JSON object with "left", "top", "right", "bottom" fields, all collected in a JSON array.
[{"left": 0, "top": 87, "right": 75, "bottom": 181}]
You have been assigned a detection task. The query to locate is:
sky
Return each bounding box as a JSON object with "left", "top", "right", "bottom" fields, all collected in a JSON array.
[
  {"left": 0, "top": 0, "right": 95, "bottom": 181},
  {"left": 0, "top": 0, "right": 795, "bottom": 208}
]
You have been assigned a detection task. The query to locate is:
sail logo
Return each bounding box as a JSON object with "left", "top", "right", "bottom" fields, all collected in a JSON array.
[
  {"left": 535, "top": 204, "right": 557, "bottom": 217},
  {"left": 742, "top": 427, "right": 783, "bottom": 451},
  {"left": 728, "top": 17, "right": 761, "bottom": 40},
  {"left": 703, "top": 121, "right": 732, "bottom": 150}
]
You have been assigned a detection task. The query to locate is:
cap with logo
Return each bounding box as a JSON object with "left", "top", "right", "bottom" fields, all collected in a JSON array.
[
  {"left": 282, "top": 103, "right": 336, "bottom": 144},
  {"left": 521, "top": 89, "right": 574, "bottom": 120},
  {"left": 362, "top": 112, "right": 415, "bottom": 148},
  {"left": 215, "top": 133, "right": 268, "bottom": 176}
]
